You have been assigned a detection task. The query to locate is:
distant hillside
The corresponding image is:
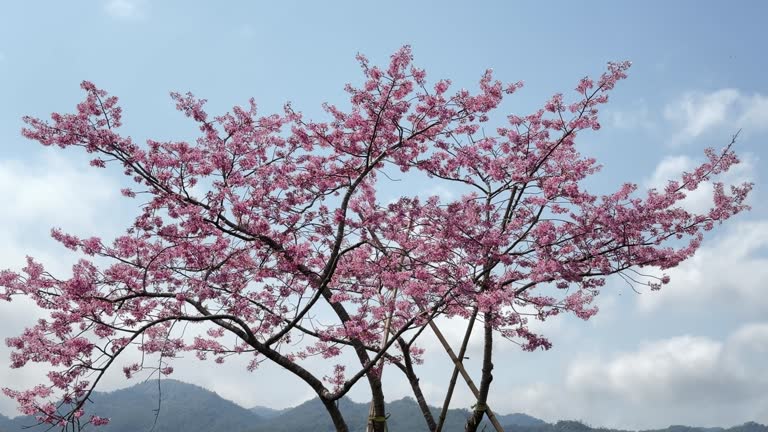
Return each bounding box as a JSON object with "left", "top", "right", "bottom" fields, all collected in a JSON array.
[
  {"left": 0, "top": 414, "right": 16, "bottom": 432},
  {"left": 0, "top": 379, "right": 263, "bottom": 432},
  {"left": 249, "top": 406, "right": 290, "bottom": 419},
  {"left": 537, "top": 421, "right": 768, "bottom": 432},
  {"left": 0, "top": 379, "right": 765, "bottom": 432},
  {"left": 496, "top": 412, "right": 548, "bottom": 427},
  {"left": 247, "top": 395, "right": 501, "bottom": 432}
]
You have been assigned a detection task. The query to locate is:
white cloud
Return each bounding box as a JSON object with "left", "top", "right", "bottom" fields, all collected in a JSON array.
[
  {"left": 664, "top": 89, "right": 768, "bottom": 144},
  {"left": 664, "top": 89, "right": 740, "bottom": 143},
  {"left": 638, "top": 220, "right": 768, "bottom": 312},
  {"left": 738, "top": 93, "right": 768, "bottom": 131},
  {"left": 730, "top": 322, "right": 768, "bottom": 352},
  {"left": 723, "top": 323, "right": 768, "bottom": 378},
  {"left": 104, "top": 0, "right": 145, "bottom": 19},
  {"left": 0, "top": 154, "right": 117, "bottom": 231},
  {"left": 496, "top": 324, "right": 768, "bottom": 429},
  {"left": 566, "top": 336, "right": 728, "bottom": 402}
]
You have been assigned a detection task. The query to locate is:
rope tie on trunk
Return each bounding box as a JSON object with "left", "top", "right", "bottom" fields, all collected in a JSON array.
[{"left": 368, "top": 413, "right": 390, "bottom": 431}]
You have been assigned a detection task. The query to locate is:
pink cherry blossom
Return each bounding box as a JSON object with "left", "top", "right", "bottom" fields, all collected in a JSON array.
[{"left": 1, "top": 47, "right": 750, "bottom": 432}]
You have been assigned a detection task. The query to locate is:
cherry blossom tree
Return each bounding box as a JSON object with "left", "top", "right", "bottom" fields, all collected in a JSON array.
[{"left": 0, "top": 47, "right": 751, "bottom": 432}]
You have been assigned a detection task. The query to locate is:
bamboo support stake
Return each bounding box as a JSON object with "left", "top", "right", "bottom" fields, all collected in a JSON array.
[{"left": 428, "top": 319, "right": 505, "bottom": 432}]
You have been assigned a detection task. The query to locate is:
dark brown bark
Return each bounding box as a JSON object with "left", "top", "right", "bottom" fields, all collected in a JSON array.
[
  {"left": 321, "top": 397, "right": 351, "bottom": 432},
  {"left": 398, "top": 338, "right": 437, "bottom": 431},
  {"left": 465, "top": 314, "right": 494, "bottom": 432},
  {"left": 367, "top": 377, "right": 388, "bottom": 432}
]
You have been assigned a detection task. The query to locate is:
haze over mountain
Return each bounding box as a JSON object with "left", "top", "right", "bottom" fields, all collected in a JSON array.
[{"left": 0, "top": 380, "right": 764, "bottom": 432}]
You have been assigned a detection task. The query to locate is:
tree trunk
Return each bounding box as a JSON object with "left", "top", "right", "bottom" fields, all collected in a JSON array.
[
  {"left": 399, "top": 338, "right": 437, "bottom": 431},
  {"left": 366, "top": 376, "right": 387, "bottom": 432},
  {"left": 320, "top": 397, "right": 351, "bottom": 432},
  {"left": 465, "top": 315, "right": 494, "bottom": 432},
  {"left": 366, "top": 284, "right": 400, "bottom": 432}
]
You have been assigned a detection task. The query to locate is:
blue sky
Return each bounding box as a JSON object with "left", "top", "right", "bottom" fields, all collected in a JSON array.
[{"left": 1, "top": 1, "right": 767, "bottom": 429}]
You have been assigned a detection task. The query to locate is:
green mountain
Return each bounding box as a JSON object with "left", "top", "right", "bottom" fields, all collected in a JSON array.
[
  {"left": 0, "top": 380, "right": 764, "bottom": 432},
  {"left": 1, "top": 380, "right": 263, "bottom": 432}
]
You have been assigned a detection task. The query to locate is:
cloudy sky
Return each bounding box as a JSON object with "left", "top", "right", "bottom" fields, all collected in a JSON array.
[{"left": 1, "top": 1, "right": 767, "bottom": 429}]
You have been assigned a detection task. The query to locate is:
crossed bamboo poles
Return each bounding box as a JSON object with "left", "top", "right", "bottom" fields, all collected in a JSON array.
[{"left": 365, "top": 306, "right": 504, "bottom": 432}]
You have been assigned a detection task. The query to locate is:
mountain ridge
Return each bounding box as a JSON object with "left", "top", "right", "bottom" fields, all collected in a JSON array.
[{"left": 0, "top": 379, "right": 764, "bottom": 432}]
